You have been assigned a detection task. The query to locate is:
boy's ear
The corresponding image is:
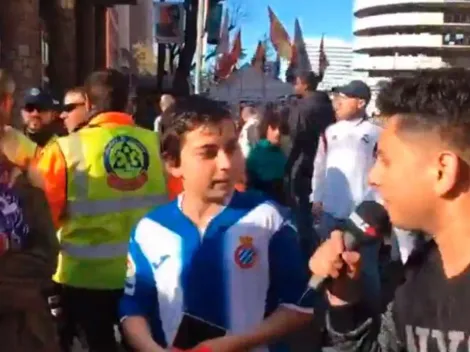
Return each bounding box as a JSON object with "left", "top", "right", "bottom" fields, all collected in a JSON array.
[{"left": 163, "top": 152, "right": 182, "bottom": 178}]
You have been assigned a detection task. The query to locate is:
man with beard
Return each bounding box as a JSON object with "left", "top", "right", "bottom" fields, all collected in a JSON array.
[{"left": 21, "top": 87, "right": 66, "bottom": 146}]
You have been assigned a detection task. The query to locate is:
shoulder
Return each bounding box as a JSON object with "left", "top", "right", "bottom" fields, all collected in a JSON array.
[
  {"left": 362, "top": 120, "right": 383, "bottom": 135},
  {"left": 230, "top": 191, "right": 289, "bottom": 234},
  {"left": 134, "top": 200, "right": 179, "bottom": 236}
]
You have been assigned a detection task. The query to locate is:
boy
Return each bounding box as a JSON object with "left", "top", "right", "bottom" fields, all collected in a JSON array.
[{"left": 120, "top": 96, "right": 314, "bottom": 351}]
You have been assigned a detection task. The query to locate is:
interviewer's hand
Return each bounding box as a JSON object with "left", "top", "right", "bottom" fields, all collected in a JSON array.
[{"left": 308, "top": 230, "right": 362, "bottom": 306}]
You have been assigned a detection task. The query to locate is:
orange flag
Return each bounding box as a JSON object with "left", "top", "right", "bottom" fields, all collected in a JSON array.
[
  {"left": 268, "top": 7, "right": 292, "bottom": 61},
  {"left": 251, "top": 41, "right": 266, "bottom": 71}
]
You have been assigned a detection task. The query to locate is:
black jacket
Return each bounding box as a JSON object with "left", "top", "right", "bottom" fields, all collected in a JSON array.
[{"left": 285, "top": 92, "right": 335, "bottom": 203}]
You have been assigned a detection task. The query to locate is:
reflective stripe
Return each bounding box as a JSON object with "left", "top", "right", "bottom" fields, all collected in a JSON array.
[
  {"left": 67, "top": 194, "right": 167, "bottom": 216},
  {"left": 57, "top": 134, "right": 89, "bottom": 199},
  {"left": 61, "top": 242, "right": 128, "bottom": 259}
]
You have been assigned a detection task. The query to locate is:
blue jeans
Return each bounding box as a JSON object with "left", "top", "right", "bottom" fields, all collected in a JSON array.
[{"left": 317, "top": 212, "right": 381, "bottom": 308}]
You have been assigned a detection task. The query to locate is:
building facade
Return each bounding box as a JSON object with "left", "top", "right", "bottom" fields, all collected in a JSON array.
[
  {"left": 0, "top": 0, "right": 136, "bottom": 121},
  {"left": 353, "top": 0, "right": 470, "bottom": 78},
  {"left": 305, "top": 37, "right": 360, "bottom": 91}
]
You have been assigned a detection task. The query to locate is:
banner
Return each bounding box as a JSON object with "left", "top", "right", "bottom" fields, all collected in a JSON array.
[{"left": 155, "top": 2, "right": 185, "bottom": 44}]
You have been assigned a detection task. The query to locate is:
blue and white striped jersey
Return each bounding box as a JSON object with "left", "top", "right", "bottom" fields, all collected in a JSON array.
[{"left": 119, "top": 191, "right": 315, "bottom": 351}]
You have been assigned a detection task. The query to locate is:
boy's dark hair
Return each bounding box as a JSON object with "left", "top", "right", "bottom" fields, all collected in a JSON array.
[
  {"left": 297, "top": 71, "right": 320, "bottom": 92},
  {"left": 258, "top": 106, "right": 289, "bottom": 139},
  {"left": 377, "top": 69, "right": 470, "bottom": 159},
  {"left": 161, "top": 95, "right": 232, "bottom": 166},
  {"left": 84, "top": 69, "right": 129, "bottom": 112}
]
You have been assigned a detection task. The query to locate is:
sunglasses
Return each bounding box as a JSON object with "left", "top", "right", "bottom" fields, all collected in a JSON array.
[
  {"left": 62, "top": 102, "right": 85, "bottom": 113},
  {"left": 23, "top": 104, "right": 48, "bottom": 113}
]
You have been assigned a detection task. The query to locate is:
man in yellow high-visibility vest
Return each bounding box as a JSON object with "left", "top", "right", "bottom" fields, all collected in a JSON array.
[{"left": 36, "top": 69, "right": 168, "bottom": 352}]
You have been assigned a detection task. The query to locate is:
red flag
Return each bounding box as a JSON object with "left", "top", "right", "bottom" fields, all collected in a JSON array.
[
  {"left": 251, "top": 41, "right": 266, "bottom": 71},
  {"left": 319, "top": 34, "right": 329, "bottom": 77},
  {"left": 215, "top": 30, "right": 242, "bottom": 80},
  {"left": 230, "top": 30, "right": 242, "bottom": 63},
  {"left": 268, "top": 7, "right": 292, "bottom": 61}
]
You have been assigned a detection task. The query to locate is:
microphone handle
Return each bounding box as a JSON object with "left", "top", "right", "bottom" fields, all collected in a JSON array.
[{"left": 308, "top": 231, "right": 358, "bottom": 290}]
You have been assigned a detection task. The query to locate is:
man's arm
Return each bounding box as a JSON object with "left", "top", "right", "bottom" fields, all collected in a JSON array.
[
  {"left": 120, "top": 225, "right": 165, "bottom": 352},
  {"left": 34, "top": 141, "right": 67, "bottom": 228},
  {"left": 310, "top": 134, "right": 327, "bottom": 204}
]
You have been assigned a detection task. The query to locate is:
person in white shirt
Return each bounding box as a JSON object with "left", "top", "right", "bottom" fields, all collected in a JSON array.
[
  {"left": 154, "top": 94, "right": 175, "bottom": 133},
  {"left": 310, "top": 80, "right": 382, "bottom": 304},
  {"left": 238, "top": 105, "right": 260, "bottom": 158}
]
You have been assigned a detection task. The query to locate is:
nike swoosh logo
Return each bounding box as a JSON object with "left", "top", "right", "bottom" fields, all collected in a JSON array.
[{"left": 152, "top": 255, "right": 170, "bottom": 269}]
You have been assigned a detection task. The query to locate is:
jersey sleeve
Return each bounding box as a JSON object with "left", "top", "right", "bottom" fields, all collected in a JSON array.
[
  {"left": 268, "top": 220, "right": 321, "bottom": 313},
  {"left": 34, "top": 141, "right": 66, "bottom": 228},
  {"left": 119, "top": 223, "right": 159, "bottom": 321}
]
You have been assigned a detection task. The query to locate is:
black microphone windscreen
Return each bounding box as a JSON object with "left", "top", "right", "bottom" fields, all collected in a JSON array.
[{"left": 355, "top": 201, "right": 392, "bottom": 238}]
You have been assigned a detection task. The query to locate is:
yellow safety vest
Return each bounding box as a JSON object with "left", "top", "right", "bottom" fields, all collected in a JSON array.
[{"left": 54, "top": 124, "right": 167, "bottom": 289}]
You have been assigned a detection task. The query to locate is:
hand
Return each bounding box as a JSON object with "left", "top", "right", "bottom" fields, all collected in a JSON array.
[
  {"left": 308, "top": 230, "right": 361, "bottom": 306},
  {"left": 191, "top": 335, "right": 246, "bottom": 352},
  {"left": 311, "top": 202, "right": 323, "bottom": 217}
]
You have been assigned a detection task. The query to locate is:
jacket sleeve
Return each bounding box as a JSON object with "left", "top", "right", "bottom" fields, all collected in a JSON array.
[
  {"left": 326, "top": 301, "right": 403, "bottom": 352},
  {"left": 310, "top": 135, "right": 327, "bottom": 203},
  {"left": 34, "top": 141, "right": 67, "bottom": 228}
]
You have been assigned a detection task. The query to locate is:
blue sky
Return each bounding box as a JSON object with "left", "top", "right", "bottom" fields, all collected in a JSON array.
[{"left": 234, "top": 0, "right": 354, "bottom": 58}]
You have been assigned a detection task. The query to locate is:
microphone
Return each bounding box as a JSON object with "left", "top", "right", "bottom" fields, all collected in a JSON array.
[{"left": 309, "top": 200, "right": 391, "bottom": 290}]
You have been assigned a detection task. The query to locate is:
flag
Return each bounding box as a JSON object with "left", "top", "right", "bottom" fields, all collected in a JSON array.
[
  {"left": 215, "top": 30, "right": 242, "bottom": 80},
  {"left": 286, "top": 19, "right": 312, "bottom": 83},
  {"left": 216, "top": 9, "right": 230, "bottom": 55},
  {"left": 268, "top": 7, "right": 292, "bottom": 61},
  {"left": 230, "top": 30, "right": 242, "bottom": 63},
  {"left": 319, "top": 34, "right": 329, "bottom": 78},
  {"left": 251, "top": 41, "right": 266, "bottom": 72},
  {"left": 293, "top": 19, "right": 312, "bottom": 73}
]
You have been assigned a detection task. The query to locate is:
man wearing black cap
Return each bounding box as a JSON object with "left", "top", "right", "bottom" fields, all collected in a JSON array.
[
  {"left": 21, "top": 87, "right": 65, "bottom": 146},
  {"left": 310, "top": 79, "right": 382, "bottom": 304}
]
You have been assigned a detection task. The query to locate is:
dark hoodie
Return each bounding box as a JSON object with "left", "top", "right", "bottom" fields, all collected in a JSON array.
[{"left": 0, "top": 159, "right": 60, "bottom": 351}]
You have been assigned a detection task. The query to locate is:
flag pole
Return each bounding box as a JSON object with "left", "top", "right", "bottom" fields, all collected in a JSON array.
[{"left": 195, "top": 0, "right": 206, "bottom": 94}]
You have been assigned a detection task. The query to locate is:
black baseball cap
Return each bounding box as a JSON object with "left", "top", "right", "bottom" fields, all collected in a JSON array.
[
  {"left": 23, "top": 87, "right": 54, "bottom": 109},
  {"left": 332, "top": 80, "right": 371, "bottom": 104}
]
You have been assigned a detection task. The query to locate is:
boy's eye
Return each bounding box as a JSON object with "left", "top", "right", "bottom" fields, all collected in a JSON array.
[{"left": 200, "top": 146, "right": 218, "bottom": 159}]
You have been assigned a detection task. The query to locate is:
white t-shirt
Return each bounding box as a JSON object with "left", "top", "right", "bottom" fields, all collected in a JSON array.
[
  {"left": 238, "top": 117, "right": 260, "bottom": 158},
  {"left": 310, "top": 117, "right": 382, "bottom": 219}
]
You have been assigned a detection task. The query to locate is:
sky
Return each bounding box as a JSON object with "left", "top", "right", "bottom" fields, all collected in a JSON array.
[{"left": 233, "top": 0, "right": 354, "bottom": 59}]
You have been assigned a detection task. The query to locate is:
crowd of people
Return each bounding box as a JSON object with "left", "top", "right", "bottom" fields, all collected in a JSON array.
[{"left": 0, "top": 65, "right": 469, "bottom": 352}]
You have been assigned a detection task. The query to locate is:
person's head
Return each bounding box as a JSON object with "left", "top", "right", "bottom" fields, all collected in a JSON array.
[
  {"left": 21, "top": 87, "right": 55, "bottom": 133},
  {"left": 294, "top": 71, "right": 320, "bottom": 96},
  {"left": 160, "top": 94, "right": 175, "bottom": 113},
  {"left": 84, "top": 69, "right": 129, "bottom": 113},
  {"left": 240, "top": 105, "right": 259, "bottom": 123},
  {"left": 0, "top": 69, "right": 15, "bottom": 127},
  {"left": 162, "top": 96, "right": 243, "bottom": 204},
  {"left": 258, "top": 107, "right": 288, "bottom": 146},
  {"left": 60, "top": 87, "right": 87, "bottom": 133},
  {"left": 369, "top": 69, "right": 470, "bottom": 235},
  {"left": 331, "top": 80, "right": 370, "bottom": 121}
]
